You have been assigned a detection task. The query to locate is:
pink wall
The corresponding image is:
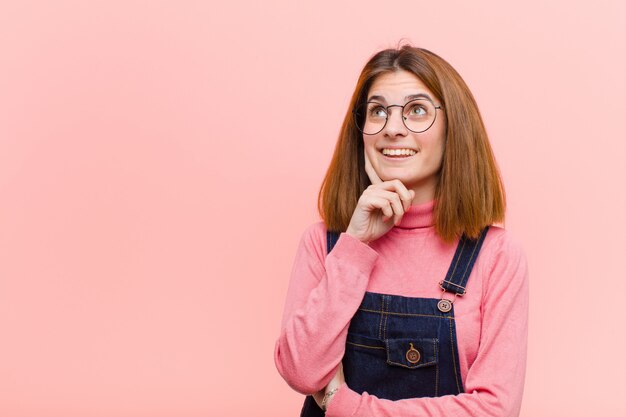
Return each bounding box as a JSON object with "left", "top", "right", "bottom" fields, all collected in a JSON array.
[{"left": 1, "top": 1, "right": 624, "bottom": 416}]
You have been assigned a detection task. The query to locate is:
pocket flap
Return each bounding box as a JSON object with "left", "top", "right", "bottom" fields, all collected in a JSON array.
[{"left": 385, "top": 338, "right": 438, "bottom": 369}]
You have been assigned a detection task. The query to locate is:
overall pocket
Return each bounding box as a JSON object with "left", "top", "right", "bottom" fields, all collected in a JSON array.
[
  {"left": 385, "top": 337, "right": 438, "bottom": 369},
  {"left": 343, "top": 333, "right": 440, "bottom": 400}
]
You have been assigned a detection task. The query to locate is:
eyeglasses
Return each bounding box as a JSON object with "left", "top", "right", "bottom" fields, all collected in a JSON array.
[{"left": 353, "top": 98, "right": 443, "bottom": 135}]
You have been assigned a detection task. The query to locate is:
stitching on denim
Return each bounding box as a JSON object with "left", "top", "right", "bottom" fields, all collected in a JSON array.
[
  {"left": 358, "top": 308, "right": 455, "bottom": 320},
  {"left": 441, "top": 280, "right": 466, "bottom": 289},
  {"left": 385, "top": 359, "right": 437, "bottom": 369},
  {"left": 449, "top": 318, "right": 461, "bottom": 393},
  {"left": 457, "top": 227, "right": 488, "bottom": 290},
  {"left": 445, "top": 228, "right": 489, "bottom": 293},
  {"left": 448, "top": 238, "right": 467, "bottom": 282},
  {"left": 346, "top": 341, "right": 385, "bottom": 350},
  {"left": 458, "top": 231, "right": 483, "bottom": 287},
  {"left": 383, "top": 295, "right": 391, "bottom": 339},
  {"left": 434, "top": 340, "right": 439, "bottom": 397},
  {"left": 378, "top": 296, "right": 384, "bottom": 339}
]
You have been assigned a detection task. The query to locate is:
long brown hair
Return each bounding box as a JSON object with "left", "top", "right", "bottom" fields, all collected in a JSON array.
[{"left": 317, "top": 44, "right": 506, "bottom": 243}]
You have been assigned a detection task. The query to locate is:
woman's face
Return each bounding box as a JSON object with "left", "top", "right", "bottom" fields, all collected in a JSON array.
[{"left": 362, "top": 70, "right": 446, "bottom": 204}]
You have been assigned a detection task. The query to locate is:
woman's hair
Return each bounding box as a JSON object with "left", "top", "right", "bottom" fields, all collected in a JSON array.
[{"left": 318, "top": 44, "right": 506, "bottom": 243}]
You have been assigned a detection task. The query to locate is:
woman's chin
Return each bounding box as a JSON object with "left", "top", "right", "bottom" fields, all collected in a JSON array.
[
  {"left": 378, "top": 171, "right": 435, "bottom": 191},
  {"left": 378, "top": 169, "right": 416, "bottom": 183}
]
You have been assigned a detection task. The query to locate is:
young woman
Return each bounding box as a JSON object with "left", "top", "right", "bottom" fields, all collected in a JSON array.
[{"left": 274, "top": 45, "right": 529, "bottom": 417}]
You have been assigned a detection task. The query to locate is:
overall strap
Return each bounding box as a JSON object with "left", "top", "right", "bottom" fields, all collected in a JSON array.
[
  {"left": 326, "top": 230, "right": 341, "bottom": 255},
  {"left": 440, "top": 226, "right": 490, "bottom": 296}
]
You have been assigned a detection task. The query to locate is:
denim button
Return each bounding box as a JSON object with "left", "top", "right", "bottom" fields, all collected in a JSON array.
[
  {"left": 437, "top": 299, "right": 452, "bottom": 313},
  {"left": 405, "top": 342, "right": 421, "bottom": 364}
]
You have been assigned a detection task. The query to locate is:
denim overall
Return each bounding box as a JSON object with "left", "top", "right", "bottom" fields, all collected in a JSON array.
[{"left": 300, "top": 226, "right": 490, "bottom": 416}]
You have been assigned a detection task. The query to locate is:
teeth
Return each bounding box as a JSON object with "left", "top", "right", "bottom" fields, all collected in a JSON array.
[{"left": 382, "top": 148, "right": 417, "bottom": 156}]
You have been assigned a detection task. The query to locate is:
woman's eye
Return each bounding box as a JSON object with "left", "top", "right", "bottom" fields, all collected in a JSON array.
[
  {"left": 409, "top": 105, "right": 426, "bottom": 116},
  {"left": 369, "top": 107, "right": 387, "bottom": 118}
]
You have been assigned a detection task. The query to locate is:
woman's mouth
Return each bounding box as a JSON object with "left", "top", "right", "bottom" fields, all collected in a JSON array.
[{"left": 380, "top": 148, "right": 418, "bottom": 160}]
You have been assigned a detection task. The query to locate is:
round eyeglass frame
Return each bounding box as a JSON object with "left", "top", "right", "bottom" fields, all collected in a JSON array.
[{"left": 352, "top": 98, "right": 444, "bottom": 135}]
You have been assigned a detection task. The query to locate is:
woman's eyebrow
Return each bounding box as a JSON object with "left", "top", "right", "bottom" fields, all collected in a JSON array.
[
  {"left": 367, "top": 93, "right": 432, "bottom": 102},
  {"left": 405, "top": 93, "right": 431, "bottom": 101}
]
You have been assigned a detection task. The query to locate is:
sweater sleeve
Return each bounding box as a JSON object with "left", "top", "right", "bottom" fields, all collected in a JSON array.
[
  {"left": 325, "top": 230, "right": 530, "bottom": 417},
  {"left": 274, "top": 223, "right": 380, "bottom": 394}
]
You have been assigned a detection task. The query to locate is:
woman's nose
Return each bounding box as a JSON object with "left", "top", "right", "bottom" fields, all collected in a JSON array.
[{"left": 383, "top": 108, "right": 407, "bottom": 137}]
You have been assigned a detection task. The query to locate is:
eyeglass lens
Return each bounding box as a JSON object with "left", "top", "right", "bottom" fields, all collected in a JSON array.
[{"left": 354, "top": 99, "right": 437, "bottom": 135}]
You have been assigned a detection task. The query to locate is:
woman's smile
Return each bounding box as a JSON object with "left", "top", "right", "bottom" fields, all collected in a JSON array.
[{"left": 380, "top": 146, "right": 419, "bottom": 160}]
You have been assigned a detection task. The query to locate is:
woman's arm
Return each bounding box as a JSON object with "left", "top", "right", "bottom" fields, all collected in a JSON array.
[
  {"left": 325, "top": 231, "right": 530, "bottom": 417},
  {"left": 274, "top": 223, "right": 379, "bottom": 394}
]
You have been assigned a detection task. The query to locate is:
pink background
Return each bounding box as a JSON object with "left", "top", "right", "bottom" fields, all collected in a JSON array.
[{"left": 1, "top": 1, "right": 624, "bottom": 416}]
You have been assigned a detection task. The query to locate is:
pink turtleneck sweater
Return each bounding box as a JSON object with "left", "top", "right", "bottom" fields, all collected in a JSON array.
[{"left": 274, "top": 199, "right": 529, "bottom": 417}]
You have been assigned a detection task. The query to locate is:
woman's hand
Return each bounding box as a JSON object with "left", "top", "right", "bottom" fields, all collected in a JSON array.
[
  {"left": 312, "top": 362, "right": 345, "bottom": 410},
  {"left": 346, "top": 150, "right": 415, "bottom": 243}
]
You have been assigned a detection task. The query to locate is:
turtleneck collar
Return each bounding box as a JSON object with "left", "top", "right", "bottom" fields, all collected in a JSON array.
[{"left": 396, "top": 198, "right": 435, "bottom": 229}]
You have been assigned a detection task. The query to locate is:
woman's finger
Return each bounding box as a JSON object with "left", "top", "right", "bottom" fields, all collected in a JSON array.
[
  {"left": 364, "top": 149, "right": 383, "bottom": 185},
  {"left": 365, "top": 195, "right": 394, "bottom": 219},
  {"left": 366, "top": 188, "right": 405, "bottom": 220},
  {"left": 369, "top": 179, "right": 414, "bottom": 211}
]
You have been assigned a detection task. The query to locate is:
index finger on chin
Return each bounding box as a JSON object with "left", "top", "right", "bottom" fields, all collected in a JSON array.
[{"left": 364, "top": 150, "right": 382, "bottom": 185}]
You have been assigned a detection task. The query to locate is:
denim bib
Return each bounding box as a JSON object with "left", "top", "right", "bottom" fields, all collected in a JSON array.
[{"left": 300, "top": 226, "right": 489, "bottom": 416}]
